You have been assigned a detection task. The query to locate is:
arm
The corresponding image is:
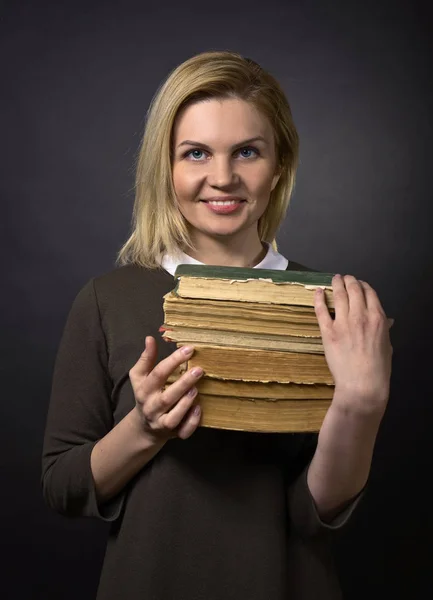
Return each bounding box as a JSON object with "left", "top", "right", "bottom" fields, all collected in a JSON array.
[
  {"left": 284, "top": 393, "right": 382, "bottom": 537},
  {"left": 285, "top": 273, "right": 392, "bottom": 536},
  {"left": 307, "top": 398, "right": 382, "bottom": 522},
  {"left": 90, "top": 409, "right": 166, "bottom": 505},
  {"left": 91, "top": 336, "right": 204, "bottom": 504},
  {"left": 283, "top": 431, "right": 367, "bottom": 539},
  {"left": 306, "top": 273, "right": 393, "bottom": 523},
  {"left": 41, "top": 278, "right": 137, "bottom": 520},
  {"left": 42, "top": 279, "right": 164, "bottom": 518}
]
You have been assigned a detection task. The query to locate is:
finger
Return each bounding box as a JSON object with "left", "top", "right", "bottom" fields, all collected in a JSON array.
[
  {"left": 343, "top": 275, "right": 367, "bottom": 314},
  {"left": 314, "top": 286, "right": 333, "bottom": 332},
  {"left": 331, "top": 274, "right": 349, "bottom": 318},
  {"left": 359, "top": 280, "right": 387, "bottom": 316},
  {"left": 151, "top": 366, "right": 204, "bottom": 420},
  {"left": 159, "top": 387, "right": 198, "bottom": 431},
  {"left": 163, "top": 366, "right": 204, "bottom": 404},
  {"left": 129, "top": 336, "right": 158, "bottom": 381},
  {"left": 176, "top": 404, "right": 202, "bottom": 440},
  {"left": 146, "top": 345, "right": 195, "bottom": 392}
]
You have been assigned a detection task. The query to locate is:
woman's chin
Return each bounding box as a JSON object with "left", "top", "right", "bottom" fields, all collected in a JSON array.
[{"left": 193, "top": 224, "right": 246, "bottom": 239}]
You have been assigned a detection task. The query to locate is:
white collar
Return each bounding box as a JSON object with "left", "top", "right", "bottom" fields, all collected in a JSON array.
[{"left": 160, "top": 242, "right": 288, "bottom": 276}]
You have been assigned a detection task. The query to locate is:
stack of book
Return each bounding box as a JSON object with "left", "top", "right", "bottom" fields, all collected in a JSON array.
[{"left": 160, "top": 264, "right": 337, "bottom": 433}]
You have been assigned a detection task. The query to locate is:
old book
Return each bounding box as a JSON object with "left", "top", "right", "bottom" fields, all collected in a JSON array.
[
  {"left": 161, "top": 326, "right": 324, "bottom": 354},
  {"left": 166, "top": 368, "right": 334, "bottom": 400},
  {"left": 163, "top": 292, "right": 328, "bottom": 336},
  {"left": 173, "top": 264, "right": 335, "bottom": 308},
  {"left": 162, "top": 265, "right": 338, "bottom": 432},
  {"left": 182, "top": 344, "right": 333, "bottom": 385},
  {"left": 196, "top": 395, "right": 332, "bottom": 433}
]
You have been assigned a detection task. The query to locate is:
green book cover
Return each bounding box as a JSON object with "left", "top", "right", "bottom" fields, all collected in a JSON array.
[{"left": 173, "top": 263, "right": 335, "bottom": 286}]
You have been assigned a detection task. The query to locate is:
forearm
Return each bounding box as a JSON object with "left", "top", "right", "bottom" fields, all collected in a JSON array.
[
  {"left": 90, "top": 408, "right": 166, "bottom": 504},
  {"left": 307, "top": 392, "right": 384, "bottom": 522}
]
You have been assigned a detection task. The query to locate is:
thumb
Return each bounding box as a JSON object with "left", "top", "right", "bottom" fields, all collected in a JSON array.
[{"left": 133, "top": 336, "right": 158, "bottom": 376}]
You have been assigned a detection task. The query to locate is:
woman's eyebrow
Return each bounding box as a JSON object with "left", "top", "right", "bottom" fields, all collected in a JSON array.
[{"left": 177, "top": 136, "right": 268, "bottom": 151}]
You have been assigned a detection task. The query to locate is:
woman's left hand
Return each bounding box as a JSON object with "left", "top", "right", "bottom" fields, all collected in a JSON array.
[{"left": 314, "top": 274, "right": 394, "bottom": 418}]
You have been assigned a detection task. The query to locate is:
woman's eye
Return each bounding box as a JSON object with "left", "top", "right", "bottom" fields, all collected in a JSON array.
[
  {"left": 239, "top": 147, "right": 259, "bottom": 158},
  {"left": 189, "top": 149, "right": 205, "bottom": 160},
  {"left": 184, "top": 147, "right": 259, "bottom": 161}
]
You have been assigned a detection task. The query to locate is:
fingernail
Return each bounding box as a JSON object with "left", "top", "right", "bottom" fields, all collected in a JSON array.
[
  {"left": 181, "top": 346, "right": 194, "bottom": 355},
  {"left": 188, "top": 387, "right": 197, "bottom": 397},
  {"left": 191, "top": 367, "right": 203, "bottom": 377},
  {"left": 193, "top": 405, "right": 201, "bottom": 416}
]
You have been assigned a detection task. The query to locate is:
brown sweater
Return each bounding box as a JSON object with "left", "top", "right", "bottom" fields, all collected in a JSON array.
[{"left": 42, "top": 262, "right": 364, "bottom": 600}]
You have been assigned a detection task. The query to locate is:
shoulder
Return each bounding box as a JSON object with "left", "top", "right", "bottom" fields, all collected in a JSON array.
[
  {"left": 89, "top": 264, "right": 174, "bottom": 311},
  {"left": 93, "top": 264, "right": 171, "bottom": 292}
]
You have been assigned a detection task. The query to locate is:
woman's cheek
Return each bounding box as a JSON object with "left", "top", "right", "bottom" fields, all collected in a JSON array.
[{"left": 173, "top": 166, "right": 200, "bottom": 198}]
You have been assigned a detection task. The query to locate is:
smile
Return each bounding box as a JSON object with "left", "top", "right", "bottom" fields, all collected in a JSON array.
[
  {"left": 200, "top": 200, "right": 246, "bottom": 214},
  {"left": 207, "top": 200, "right": 243, "bottom": 206}
]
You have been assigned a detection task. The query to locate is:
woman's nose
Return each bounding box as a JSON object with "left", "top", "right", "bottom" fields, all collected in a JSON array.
[{"left": 207, "top": 156, "right": 238, "bottom": 187}]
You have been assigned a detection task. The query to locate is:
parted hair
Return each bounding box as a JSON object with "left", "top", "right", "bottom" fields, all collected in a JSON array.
[{"left": 116, "top": 50, "right": 299, "bottom": 269}]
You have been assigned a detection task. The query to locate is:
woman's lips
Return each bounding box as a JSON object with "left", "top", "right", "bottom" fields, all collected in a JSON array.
[{"left": 200, "top": 200, "right": 246, "bottom": 214}]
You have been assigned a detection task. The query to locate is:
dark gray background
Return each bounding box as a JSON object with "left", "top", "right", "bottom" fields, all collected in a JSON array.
[{"left": 2, "top": 0, "right": 432, "bottom": 598}]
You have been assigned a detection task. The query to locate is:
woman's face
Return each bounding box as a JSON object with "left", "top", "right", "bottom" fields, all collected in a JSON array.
[{"left": 171, "top": 98, "right": 281, "bottom": 244}]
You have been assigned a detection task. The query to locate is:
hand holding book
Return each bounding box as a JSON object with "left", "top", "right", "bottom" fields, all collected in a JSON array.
[
  {"left": 128, "top": 336, "right": 204, "bottom": 441},
  {"left": 313, "top": 274, "right": 393, "bottom": 418}
]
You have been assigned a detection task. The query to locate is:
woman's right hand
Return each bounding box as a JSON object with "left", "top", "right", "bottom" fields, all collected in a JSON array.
[{"left": 128, "top": 336, "right": 203, "bottom": 443}]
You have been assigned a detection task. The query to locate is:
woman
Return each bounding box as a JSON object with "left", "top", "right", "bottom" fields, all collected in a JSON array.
[{"left": 42, "top": 51, "right": 393, "bottom": 600}]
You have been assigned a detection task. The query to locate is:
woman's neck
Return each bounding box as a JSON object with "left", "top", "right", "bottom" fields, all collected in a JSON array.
[{"left": 183, "top": 235, "right": 267, "bottom": 268}]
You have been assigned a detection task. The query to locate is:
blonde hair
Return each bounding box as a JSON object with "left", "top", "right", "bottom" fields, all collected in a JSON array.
[{"left": 116, "top": 50, "right": 299, "bottom": 269}]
